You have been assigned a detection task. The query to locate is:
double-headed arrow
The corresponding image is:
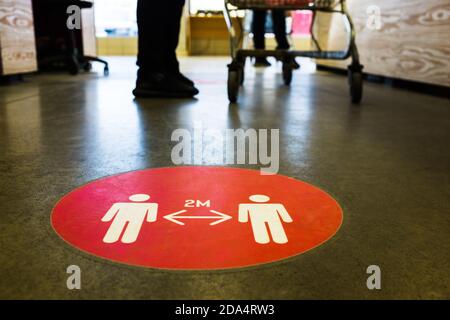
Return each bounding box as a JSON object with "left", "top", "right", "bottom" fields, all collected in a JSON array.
[{"left": 164, "top": 210, "right": 232, "bottom": 226}]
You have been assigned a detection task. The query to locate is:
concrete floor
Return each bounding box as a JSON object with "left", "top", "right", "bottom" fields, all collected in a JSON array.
[{"left": 0, "top": 57, "right": 449, "bottom": 299}]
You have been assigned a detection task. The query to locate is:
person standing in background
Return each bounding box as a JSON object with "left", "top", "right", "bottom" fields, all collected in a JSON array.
[
  {"left": 252, "top": 9, "right": 290, "bottom": 66},
  {"left": 133, "top": 0, "right": 199, "bottom": 98},
  {"left": 252, "top": 9, "right": 299, "bottom": 69}
]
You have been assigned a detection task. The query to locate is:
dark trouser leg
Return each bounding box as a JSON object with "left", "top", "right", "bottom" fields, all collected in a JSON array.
[
  {"left": 137, "top": 0, "right": 185, "bottom": 79},
  {"left": 252, "top": 10, "right": 267, "bottom": 50},
  {"left": 272, "top": 10, "right": 289, "bottom": 49},
  {"left": 137, "top": 0, "right": 166, "bottom": 78},
  {"left": 134, "top": 0, "right": 198, "bottom": 97},
  {"left": 165, "top": 0, "right": 185, "bottom": 74}
]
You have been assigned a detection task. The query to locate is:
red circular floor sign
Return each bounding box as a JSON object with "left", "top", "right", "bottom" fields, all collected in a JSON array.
[{"left": 52, "top": 167, "right": 343, "bottom": 270}]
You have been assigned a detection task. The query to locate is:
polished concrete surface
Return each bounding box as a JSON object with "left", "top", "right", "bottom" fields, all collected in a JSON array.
[{"left": 0, "top": 57, "right": 449, "bottom": 299}]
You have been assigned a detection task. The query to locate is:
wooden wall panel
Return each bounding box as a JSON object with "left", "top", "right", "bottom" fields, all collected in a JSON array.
[
  {"left": 0, "top": 0, "right": 37, "bottom": 75},
  {"left": 82, "top": 0, "right": 97, "bottom": 57},
  {"left": 316, "top": 0, "right": 450, "bottom": 87}
]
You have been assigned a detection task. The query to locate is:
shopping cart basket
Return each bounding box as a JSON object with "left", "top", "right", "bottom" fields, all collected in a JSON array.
[{"left": 223, "top": 0, "right": 364, "bottom": 103}]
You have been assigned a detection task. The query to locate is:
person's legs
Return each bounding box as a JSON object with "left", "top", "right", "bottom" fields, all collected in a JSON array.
[
  {"left": 252, "top": 10, "right": 271, "bottom": 66},
  {"left": 272, "top": 10, "right": 300, "bottom": 69},
  {"left": 164, "top": 0, "right": 194, "bottom": 86},
  {"left": 136, "top": 0, "right": 166, "bottom": 78},
  {"left": 165, "top": 0, "right": 185, "bottom": 75},
  {"left": 134, "top": 0, "right": 198, "bottom": 98},
  {"left": 252, "top": 10, "right": 267, "bottom": 50},
  {"left": 271, "top": 10, "right": 289, "bottom": 50}
]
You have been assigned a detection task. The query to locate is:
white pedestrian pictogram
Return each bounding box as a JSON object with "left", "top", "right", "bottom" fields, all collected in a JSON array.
[
  {"left": 239, "top": 195, "right": 293, "bottom": 244},
  {"left": 101, "top": 194, "right": 158, "bottom": 244}
]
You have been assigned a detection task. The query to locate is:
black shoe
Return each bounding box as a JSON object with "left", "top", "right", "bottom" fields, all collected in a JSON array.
[
  {"left": 254, "top": 58, "right": 271, "bottom": 67},
  {"left": 176, "top": 73, "right": 195, "bottom": 86},
  {"left": 282, "top": 56, "right": 300, "bottom": 70},
  {"left": 133, "top": 73, "right": 199, "bottom": 98},
  {"left": 275, "top": 45, "right": 300, "bottom": 70},
  {"left": 291, "top": 59, "right": 300, "bottom": 70}
]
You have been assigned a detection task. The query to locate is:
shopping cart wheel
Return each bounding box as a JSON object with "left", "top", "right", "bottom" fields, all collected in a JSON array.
[
  {"left": 348, "top": 68, "right": 363, "bottom": 104},
  {"left": 228, "top": 70, "right": 239, "bottom": 103},
  {"left": 282, "top": 64, "right": 293, "bottom": 86}
]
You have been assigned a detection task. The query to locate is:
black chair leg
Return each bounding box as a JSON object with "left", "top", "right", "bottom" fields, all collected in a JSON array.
[{"left": 83, "top": 56, "right": 109, "bottom": 76}]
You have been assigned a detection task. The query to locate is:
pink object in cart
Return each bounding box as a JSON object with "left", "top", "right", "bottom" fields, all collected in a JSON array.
[{"left": 291, "top": 10, "right": 313, "bottom": 35}]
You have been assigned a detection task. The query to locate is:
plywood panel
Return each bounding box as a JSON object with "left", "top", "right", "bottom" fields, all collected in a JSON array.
[
  {"left": 188, "top": 16, "right": 246, "bottom": 55},
  {"left": 0, "top": 0, "right": 37, "bottom": 75},
  {"left": 316, "top": 0, "right": 450, "bottom": 87},
  {"left": 82, "top": 0, "right": 97, "bottom": 57}
]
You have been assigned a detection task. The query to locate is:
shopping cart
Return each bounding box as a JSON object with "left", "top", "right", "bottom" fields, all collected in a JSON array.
[{"left": 223, "top": 0, "right": 364, "bottom": 103}]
